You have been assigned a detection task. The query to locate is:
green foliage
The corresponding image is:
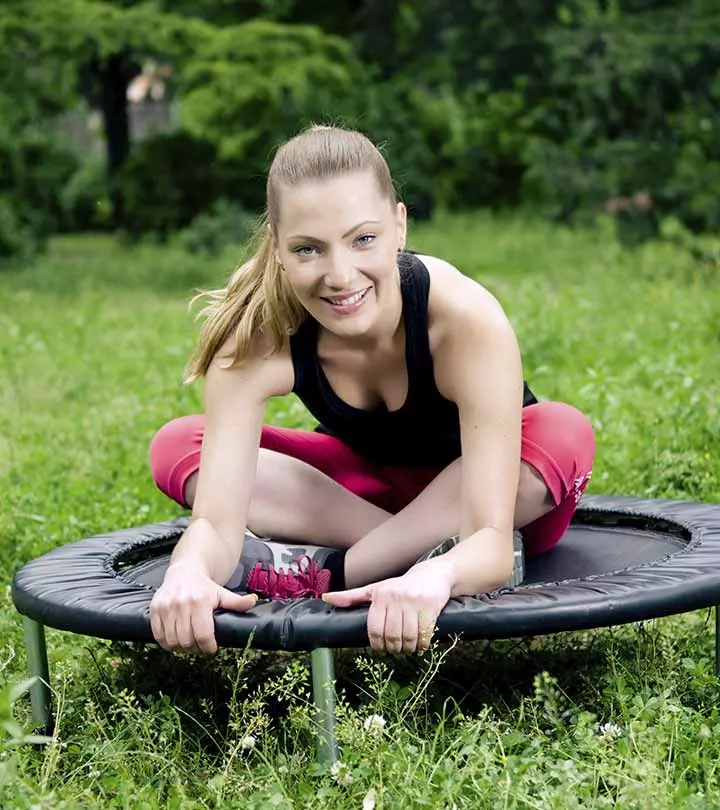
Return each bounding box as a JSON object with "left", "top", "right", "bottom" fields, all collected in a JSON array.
[
  {"left": 59, "top": 158, "right": 112, "bottom": 232},
  {"left": 522, "top": 1, "right": 720, "bottom": 236},
  {"left": 0, "top": 129, "right": 79, "bottom": 261},
  {"left": 179, "top": 19, "right": 357, "bottom": 209},
  {"left": 4, "top": 0, "right": 720, "bottom": 248},
  {"left": 117, "top": 131, "right": 225, "bottom": 239},
  {"left": 177, "top": 198, "right": 259, "bottom": 256}
]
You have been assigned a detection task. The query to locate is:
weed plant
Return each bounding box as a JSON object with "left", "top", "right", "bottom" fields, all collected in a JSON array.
[{"left": 0, "top": 213, "right": 718, "bottom": 808}]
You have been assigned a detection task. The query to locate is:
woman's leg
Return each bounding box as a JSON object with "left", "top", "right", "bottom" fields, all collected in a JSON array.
[
  {"left": 149, "top": 415, "right": 392, "bottom": 548},
  {"left": 516, "top": 401, "right": 596, "bottom": 556},
  {"left": 149, "top": 402, "right": 594, "bottom": 587},
  {"left": 342, "top": 401, "right": 595, "bottom": 586}
]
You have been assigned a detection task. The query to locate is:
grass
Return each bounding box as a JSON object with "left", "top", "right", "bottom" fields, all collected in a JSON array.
[{"left": 0, "top": 211, "right": 719, "bottom": 808}]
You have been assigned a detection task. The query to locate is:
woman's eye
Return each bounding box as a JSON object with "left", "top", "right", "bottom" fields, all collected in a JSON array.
[
  {"left": 356, "top": 234, "right": 376, "bottom": 246},
  {"left": 293, "top": 245, "right": 317, "bottom": 256}
]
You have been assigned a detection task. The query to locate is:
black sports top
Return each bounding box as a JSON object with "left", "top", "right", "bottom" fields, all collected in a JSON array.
[{"left": 289, "top": 251, "right": 537, "bottom": 467}]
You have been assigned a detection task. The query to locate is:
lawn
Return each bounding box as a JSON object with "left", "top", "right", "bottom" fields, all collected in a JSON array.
[{"left": 1, "top": 212, "right": 719, "bottom": 808}]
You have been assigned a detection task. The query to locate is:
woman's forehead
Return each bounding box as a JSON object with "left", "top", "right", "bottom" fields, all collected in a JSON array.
[{"left": 277, "top": 173, "right": 390, "bottom": 235}]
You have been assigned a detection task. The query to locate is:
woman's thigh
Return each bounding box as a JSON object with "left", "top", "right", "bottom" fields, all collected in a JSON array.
[{"left": 148, "top": 416, "right": 402, "bottom": 512}]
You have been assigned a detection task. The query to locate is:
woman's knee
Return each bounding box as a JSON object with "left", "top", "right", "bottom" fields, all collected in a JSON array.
[
  {"left": 148, "top": 414, "right": 204, "bottom": 503},
  {"left": 521, "top": 401, "right": 595, "bottom": 505},
  {"left": 524, "top": 401, "right": 595, "bottom": 466}
]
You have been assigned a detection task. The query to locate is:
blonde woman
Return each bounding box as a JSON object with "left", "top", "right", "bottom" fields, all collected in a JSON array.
[{"left": 148, "top": 126, "right": 595, "bottom": 657}]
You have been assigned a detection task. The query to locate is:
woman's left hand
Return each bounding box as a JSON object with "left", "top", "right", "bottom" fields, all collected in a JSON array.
[{"left": 322, "top": 559, "right": 453, "bottom": 655}]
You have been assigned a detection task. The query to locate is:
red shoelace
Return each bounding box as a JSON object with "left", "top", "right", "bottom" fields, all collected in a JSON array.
[{"left": 246, "top": 556, "right": 331, "bottom": 599}]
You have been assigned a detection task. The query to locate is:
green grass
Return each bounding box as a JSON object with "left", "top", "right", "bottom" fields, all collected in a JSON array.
[{"left": 1, "top": 212, "right": 719, "bottom": 808}]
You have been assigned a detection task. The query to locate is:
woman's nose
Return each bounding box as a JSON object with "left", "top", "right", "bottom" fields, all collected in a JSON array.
[{"left": 323, "top": 254, "right": 354, "bottom": 288}]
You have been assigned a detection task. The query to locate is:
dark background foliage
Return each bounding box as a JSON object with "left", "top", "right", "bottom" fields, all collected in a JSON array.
[{"left": 0, "top": 0, "right": 718, "bottom": 259}]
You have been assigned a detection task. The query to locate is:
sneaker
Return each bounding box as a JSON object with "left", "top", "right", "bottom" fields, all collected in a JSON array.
[
  {"left": 247, "top": 554, "right": 331, "bottom": 599},
  {"left": 224, "top": 533, "right": 338, "bottom": 599},
  {"left": 414, "top": 534, "right": 461, "bottom": 564},
  {"left": 506, "top": 529, "right": 525, "bottom": 589},
  {"left": 415, "top": 530, "right": 525, "bottom": 589}
]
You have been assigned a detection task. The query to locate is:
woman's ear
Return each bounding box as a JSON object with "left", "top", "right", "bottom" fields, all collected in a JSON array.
[
  {"left": 268, "top": 223, "right": 283, "bottom": 266},
  {"left": 396, "top": 202, "right": 408, "bottom": 251}
]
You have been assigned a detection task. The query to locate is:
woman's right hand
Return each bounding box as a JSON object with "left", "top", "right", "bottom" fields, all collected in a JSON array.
[{"left": 149, "top": 562, "right": 258, "bottom": 655}]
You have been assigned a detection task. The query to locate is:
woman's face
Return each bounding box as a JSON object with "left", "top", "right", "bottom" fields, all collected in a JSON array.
[{"left": 274, "top": 171, "right": 407, "bottom": 340}]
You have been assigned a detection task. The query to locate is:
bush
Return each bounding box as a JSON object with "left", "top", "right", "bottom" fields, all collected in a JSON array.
[
  {"left": 116, "top": 131, "right": 224, "bottom": 240},
  {"left": 0, "top": 128, "right": 79, "bottom": 261},
  {"left": 519, "top": 3, "right": 720, "bottom": 240},
  {"left": 179, "top": 20, "right": 359, "bottom": 212},
  {"left": 0, "top": 195, "right": 38, "bottom": 261},
  {"left": 176, "top": 198, "right": 258, "bottom": 255},
  {"left": 60, "top": 158, "right": 112, "bottom": 232}
]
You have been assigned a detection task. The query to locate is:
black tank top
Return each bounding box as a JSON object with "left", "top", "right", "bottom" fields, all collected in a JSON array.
[{"left": 289, "top": 252, "right": 537, "bottom": 467}]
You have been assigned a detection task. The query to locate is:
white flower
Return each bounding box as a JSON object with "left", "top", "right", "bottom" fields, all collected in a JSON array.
[
  {"left": 362, "top": 788, "right": 377, "bottom": 810},
  {"left": 330, "top": 760, "right": 353, "bottom": 785},
  {"left": 363, "top": 714, "right": 387, "bottom": 734},
  {"left": 597, "top": 722, "right": 623, "bottom": 741},
  {"left": 239, "top": 735, "right": 256, "bottom": 750}
]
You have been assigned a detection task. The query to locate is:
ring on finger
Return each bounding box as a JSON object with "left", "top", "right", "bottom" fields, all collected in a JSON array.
[{"left": 418, "top": 626, "right": 434, "bottom": 646}]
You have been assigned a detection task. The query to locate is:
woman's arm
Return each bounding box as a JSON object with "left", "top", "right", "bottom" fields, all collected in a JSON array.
[
  {"left": 150, "top": 338, "right": 293, "bottom": 653},
  {"left": 168, "top": 341, "right": 293, "bottom": 583},
  {"left": 431, "top": 280, "right": 524, "bottom": 594}
]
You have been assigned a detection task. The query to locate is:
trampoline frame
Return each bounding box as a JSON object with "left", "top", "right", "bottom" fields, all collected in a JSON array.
[{"left": 14, "top": 494, "right": 720, "bottom": 765}]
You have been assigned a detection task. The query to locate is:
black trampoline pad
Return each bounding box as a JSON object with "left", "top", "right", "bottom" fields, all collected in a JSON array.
[
  {"left": 524, "top": 524, "right": 688, "bottom": 584},
  {"left": 122, "top": 523, "right": 689, "bottom": 590},
  {"left": 11, "top": 495, "right": 720, "bottom": 651}
]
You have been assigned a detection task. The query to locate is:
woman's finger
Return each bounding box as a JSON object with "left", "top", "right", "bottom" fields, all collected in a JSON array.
[
  {"left": 322, "top": 586, "right": 374, "bottom": 608},
  {"left": 383, "top": 606, "right": 404, "bottom": 656},
  {"left": 149, "top": 604, "right": 168, "bottom": 650},
  {"left": 366, "top": 601, "right": 387, "bottom": 653},
  {"left": 401, "top": 607, "right": 419, "bottom": 654},
  {"left": 190, "top": 607, "right": 218, "bottom": 655},
  {"left": 417, "top": 612, "right": 436, "bottom": 654},
  {"left": 175, "top": 606, "right": 197, "bottom": 650},
  {"left": 163, "top": 613, "right": 180, "bottom": 652}
]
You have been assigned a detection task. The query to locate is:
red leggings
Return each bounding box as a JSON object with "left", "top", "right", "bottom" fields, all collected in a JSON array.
[{"left": 149, "top": 401, "right": 595, "bottom": 557}]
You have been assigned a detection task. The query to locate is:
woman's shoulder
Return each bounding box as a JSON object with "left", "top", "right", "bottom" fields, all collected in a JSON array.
[
  {"left": 414, "top": 253, "right": 509, "bottom": 332},
  {"left": 207, "top": 331, "right": 295, "bottom": 400}
]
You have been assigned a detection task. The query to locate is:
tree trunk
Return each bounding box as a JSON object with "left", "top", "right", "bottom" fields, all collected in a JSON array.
[{"left": 90, "top": 53, "right": 138, "bottom": 229}]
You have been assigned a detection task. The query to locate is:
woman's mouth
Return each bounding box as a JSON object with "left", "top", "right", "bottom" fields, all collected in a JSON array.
[{"left": 322, "top": 287, "right": 371, "bottom": 314}]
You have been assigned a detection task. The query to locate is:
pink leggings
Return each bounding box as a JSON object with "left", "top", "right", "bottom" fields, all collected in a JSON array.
[{"left": 149, "top": 401, "right": 595, "bottom": 557}]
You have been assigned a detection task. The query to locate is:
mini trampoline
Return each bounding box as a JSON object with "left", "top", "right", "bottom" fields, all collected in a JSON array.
[{"left": 12, "top": 493, "right": 720, "bottom": 763}]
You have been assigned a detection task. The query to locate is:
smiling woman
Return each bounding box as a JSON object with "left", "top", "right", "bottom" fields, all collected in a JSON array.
[{"left": 146, "top": 125, "right": 595, "bottom": 658}]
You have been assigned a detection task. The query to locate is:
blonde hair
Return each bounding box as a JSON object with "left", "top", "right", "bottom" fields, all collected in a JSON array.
[{"left": 185, "top": 125, "right": 398, "bottom": 381}]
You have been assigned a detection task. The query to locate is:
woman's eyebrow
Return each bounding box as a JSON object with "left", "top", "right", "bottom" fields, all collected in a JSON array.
[{"left": 287, "top": 220, "right": 382, "bottom": 242}]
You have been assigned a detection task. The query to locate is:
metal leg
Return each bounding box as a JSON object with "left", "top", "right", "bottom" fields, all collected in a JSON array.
[
  {"left": 22, "top": 617, "right": 52, "bottom": 731},
  {"left": 311, "top": 647, "right": 339, "bottom": 765},
  {"left": 715, "top": 607, "right": 720, "bottom": 677}
]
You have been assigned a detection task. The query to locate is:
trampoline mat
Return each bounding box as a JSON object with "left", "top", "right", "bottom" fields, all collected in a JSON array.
[
  {"left": 122, "top": 523, "right": 690, "bottom": 591},
  {"left": 11, "top": 495, "right": 720, "bottom": 650}
]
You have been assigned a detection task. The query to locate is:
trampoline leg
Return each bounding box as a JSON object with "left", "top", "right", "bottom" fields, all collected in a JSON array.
[
  {"left": 716, "top": 607, "right": 720, "bottom": 678},
  {"left": 22, "top": 617, "right": 52, "bottom": 731},
  {"left": 311, "top": 647, "right": 339, "bottom": 765}
]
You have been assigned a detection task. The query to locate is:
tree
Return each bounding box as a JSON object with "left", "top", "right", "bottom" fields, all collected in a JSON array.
[{"left": 1, "top": 0, "right": 213, "bottom": 226}]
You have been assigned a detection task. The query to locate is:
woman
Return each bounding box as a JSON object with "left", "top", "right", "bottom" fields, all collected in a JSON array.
[{"left": 148, "top": 125, "right": 595, "bottom": 658}]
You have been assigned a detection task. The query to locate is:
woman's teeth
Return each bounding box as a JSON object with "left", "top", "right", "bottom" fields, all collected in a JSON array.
[{"left": 327, "top": 290, "right": 366, "bottom": 306}]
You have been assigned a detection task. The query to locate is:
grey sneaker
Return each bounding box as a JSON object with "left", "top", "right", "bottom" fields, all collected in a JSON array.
[
  {"left": 224, "top": 532, "right": 340, "bottom": 597},
  {"left": 415, "top": 530, "right": 525, "bottom": 590},
  {"left": 505, "top": 529, "right": 525, "bottom": 589}
]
